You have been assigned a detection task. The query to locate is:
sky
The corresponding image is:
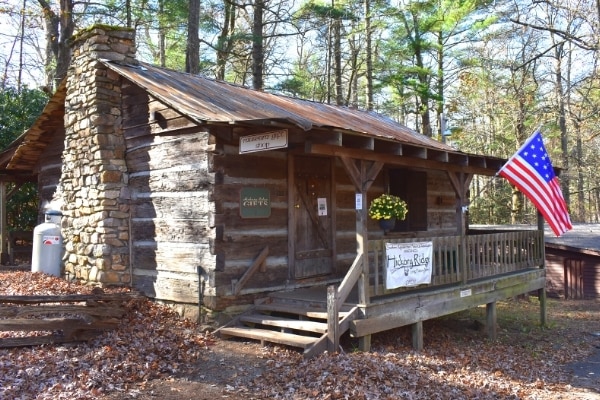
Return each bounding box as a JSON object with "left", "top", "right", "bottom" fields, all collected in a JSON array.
[{"left": 0, "top": 1, "right": 48, "bottom": 88}]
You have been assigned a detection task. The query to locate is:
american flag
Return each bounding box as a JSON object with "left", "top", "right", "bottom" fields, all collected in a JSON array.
[{"left": 498, "top": 131, "right": 572, "bottom": 237}]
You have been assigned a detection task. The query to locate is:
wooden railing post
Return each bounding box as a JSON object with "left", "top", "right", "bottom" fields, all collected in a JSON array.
[
  {"left": 327, "top": 285, "right": 339, "bottom": 353},
  {"left": 460, "top": 234, "right": 468, "bottom": 284}
]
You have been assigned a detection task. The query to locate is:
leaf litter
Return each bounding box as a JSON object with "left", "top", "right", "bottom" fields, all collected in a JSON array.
[{"left": 1, "top": 270, "right": 599, "bottom": 399}]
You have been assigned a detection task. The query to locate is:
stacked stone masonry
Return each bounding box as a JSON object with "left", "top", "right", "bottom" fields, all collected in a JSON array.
[{"left": 58, "top": 27, "right": 137, "bottom": 285}]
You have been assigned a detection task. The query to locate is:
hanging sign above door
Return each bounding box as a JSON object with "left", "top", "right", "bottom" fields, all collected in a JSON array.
[{"left": 239, "top": 129, "right": 288, "bottom": 154}]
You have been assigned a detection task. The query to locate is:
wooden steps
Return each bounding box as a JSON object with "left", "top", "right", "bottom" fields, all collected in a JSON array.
[
  {"left": 217, "top": 296, "right": 357, "bottom": 358},
  {"left": 240, "top": 314, "right": 328, "bottom": 333},
  {"left": 219, "top": 326, "right": 318, "bottom": 349}
]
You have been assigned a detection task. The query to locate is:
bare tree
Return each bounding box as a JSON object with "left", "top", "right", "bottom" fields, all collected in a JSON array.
[{"left": 37, "top": 0, "right": 74, "bottom": 90}]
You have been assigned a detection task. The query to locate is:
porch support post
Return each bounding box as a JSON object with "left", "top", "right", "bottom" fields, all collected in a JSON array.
[
  {"left": 412, "top": 321, "right": 423, "bottom": 351},
  {"left": 537, "top": 210, "right": 547, "bottom": 327},
  {"left": 339, "top": 157, "right": 383, "bottom": 353},
  {"left": 486, "top": 302, "right": 497, "bottom": 340},
  {"left": 447, "top": 172, "right": 473, "bottom": 284}
]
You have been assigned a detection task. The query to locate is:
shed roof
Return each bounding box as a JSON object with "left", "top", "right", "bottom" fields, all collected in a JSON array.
[
  {"left": 4, "top": 59, "right": 507, "bottom": 174},
  {"left": 545, "top": 223, "right": 600, "bottom": 256}
]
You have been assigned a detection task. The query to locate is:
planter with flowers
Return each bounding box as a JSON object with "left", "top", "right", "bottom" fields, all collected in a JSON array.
[{"left": 368, "top": 194, "right": 408, "bottom": 233}]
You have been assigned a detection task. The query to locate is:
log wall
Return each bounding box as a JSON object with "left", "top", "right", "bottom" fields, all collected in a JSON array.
[
  {"left": 121, "top": 105, "right": 461, "bottom": 311},
  {"left": 121, "top": 81, "right": 214, "bottom": 306}
]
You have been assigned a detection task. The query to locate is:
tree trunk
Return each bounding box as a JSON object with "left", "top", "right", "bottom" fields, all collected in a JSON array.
[
  {"left": 554, "top": 43, "right": 570, "bottom": 207},
  {"left": 436, "top": 30, "right": 444, "bottom": 140},
  {"left": 55, "top": 0, "right": 74, "bottom": 87},
  {"left": 159, "top": 0, "right": 166, "bottom": 67},
  {"left": 332, "top": 1, "right": 343, "bottom": 105},
  {"left": 251, "top": 0, "right": 264, "bottom": 90},
  {"left": 17, "top": 0, "right": 26, "bottom": 90},
  {"left": 412, "top": 20, "right": 431, "bottom": 137},
  {"left": 126, "top": 0, "right": 132, "bottom": 27},
  {"left": 186, "top": 0, "right": 200, "bottom": 74},
  {"left": 576, "top": 134, "right": 584, "bottom": 221},
  {"left": 37, "top": 0, "right": 60, "bottom": 88},
  {"left": 364, "top": 0, "right": 373, "bottom": 111},
  {"left": 216, "top": 0, "right": 235, "bottom": 80}
]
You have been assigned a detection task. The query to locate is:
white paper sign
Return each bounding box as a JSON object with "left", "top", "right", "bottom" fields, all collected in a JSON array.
[
  {"left": 355, "top": 193, "right": 363, "bottom": 210},
  {"left": 385, "top": 241, "right": 433, "bottom": 289},
  {"left": 317, "top": 198, "right": 327, "bottom": 216}
]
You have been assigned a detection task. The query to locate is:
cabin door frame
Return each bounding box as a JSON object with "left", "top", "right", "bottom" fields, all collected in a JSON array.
[{"left": 288, "top": 154, "right": 336, "bottom": 280}]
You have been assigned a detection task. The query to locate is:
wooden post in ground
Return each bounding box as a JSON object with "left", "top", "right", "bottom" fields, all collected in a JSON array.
[
  {"left": 538, "top": 288, "right": 547, "bottom": 327},
  {"left": 412, "top": 321, "right": 423, "bottom": 350},
  {"left": 486, "top": 302, "right": 497, "bottom": 340},
  {"left": 327, "top": 285, "right": 339, "bottom": 353},
  {"left": 537, "top": 210, "right": 547, "bottom": 327}
]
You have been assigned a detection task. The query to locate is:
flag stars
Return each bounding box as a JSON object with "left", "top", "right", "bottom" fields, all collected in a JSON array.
[{"left": 498, "top": 130, "right": 572, "bottom": 237}]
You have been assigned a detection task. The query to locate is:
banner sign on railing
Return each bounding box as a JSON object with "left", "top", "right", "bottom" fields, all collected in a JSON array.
[{"left": 385, "top": 241, "right": 433, "bottom": 289}]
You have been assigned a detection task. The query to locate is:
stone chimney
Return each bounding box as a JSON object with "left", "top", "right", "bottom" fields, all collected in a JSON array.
[{"left": 58, "top": 26, "right": 136, "bottom": 285}]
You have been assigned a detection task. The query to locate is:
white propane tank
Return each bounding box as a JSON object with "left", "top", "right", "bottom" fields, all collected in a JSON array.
[{"left": 31, "top": 210, "right": 63, "bottom": 276}]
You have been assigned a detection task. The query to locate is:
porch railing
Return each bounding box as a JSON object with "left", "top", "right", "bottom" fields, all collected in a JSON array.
[
  {"left": 326, "top": 230, "right": 544, "bottom": 352},
  {"left": 367, "top": 230, "right": 544, "bottom": 296}
]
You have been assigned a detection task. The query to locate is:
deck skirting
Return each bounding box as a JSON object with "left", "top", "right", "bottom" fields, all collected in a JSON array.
[{"left": 350, "top": 268, "right": 545, "bottom": 338}]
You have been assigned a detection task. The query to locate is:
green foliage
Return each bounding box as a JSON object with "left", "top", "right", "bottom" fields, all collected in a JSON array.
[
  {"left": 0, "top": 87, "right": 48, "bottom": 148},
  {"left": 273, "top": 60, "right": 328, "bottom": 101},
  {"left": 7, "top": 182, "right": 38, "bottom": 231},
  {"left": 295, "top": 0, "right": 358, "bottom": 21},
  {"left": 0, "top": 87, "right": 48, "bottom": 231}
]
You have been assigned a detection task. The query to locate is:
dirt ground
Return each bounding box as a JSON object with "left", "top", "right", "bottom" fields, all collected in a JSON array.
[
  {"left": 100, "top": 340, "right": 600, "bottom": 400},
  {"left": 2, "top": 266, "right": 600, "bottom": 399},
  {"left": 101, "top": 339, "right": 270, "bottom": 400},
  {"left": 100, "top": 299, "right": 600, "bottom": 400}
]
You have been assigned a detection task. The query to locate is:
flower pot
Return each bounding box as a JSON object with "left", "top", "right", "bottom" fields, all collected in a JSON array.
[{"left": 378, "top": 217, "right": 396, "bottom": 233}]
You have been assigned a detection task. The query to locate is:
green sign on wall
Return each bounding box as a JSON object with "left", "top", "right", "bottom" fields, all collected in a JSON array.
[{"left": 240, "top": 187, "right": 271, "bottom": 218}]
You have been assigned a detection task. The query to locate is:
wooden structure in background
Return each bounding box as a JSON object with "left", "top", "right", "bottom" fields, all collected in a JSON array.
[{"left": 545, "top": 225, "right": 600, "bottom": 299}]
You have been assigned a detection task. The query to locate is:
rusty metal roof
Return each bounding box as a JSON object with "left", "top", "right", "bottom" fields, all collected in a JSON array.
[
  {"left": 4, "top": 60, "right": 507, "bottom": 174},
  {"left": 103, "top": 60, "right": 453, "bottom": 152}
]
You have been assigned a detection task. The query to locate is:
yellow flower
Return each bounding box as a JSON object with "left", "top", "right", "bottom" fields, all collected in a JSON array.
[{"left": 368, "top": 194, "right": 408, "bottom": 221}]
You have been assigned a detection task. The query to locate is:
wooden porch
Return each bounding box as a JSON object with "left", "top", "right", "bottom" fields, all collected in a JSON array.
[{"left": 218, "top": 230, "right": 546, "bottom": 357}]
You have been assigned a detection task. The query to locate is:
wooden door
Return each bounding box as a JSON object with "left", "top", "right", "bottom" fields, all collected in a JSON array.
[
  {"left": 291, "top": 156, "right": 333, "bottom": 279},
  {"left": 564, "top": 259, "right": 584, "bottom": 299}
]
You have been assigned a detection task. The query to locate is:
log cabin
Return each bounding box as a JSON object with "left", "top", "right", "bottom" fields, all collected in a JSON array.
[{"left": 0, "top": 26, "right": 548, "bottom": 357}]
